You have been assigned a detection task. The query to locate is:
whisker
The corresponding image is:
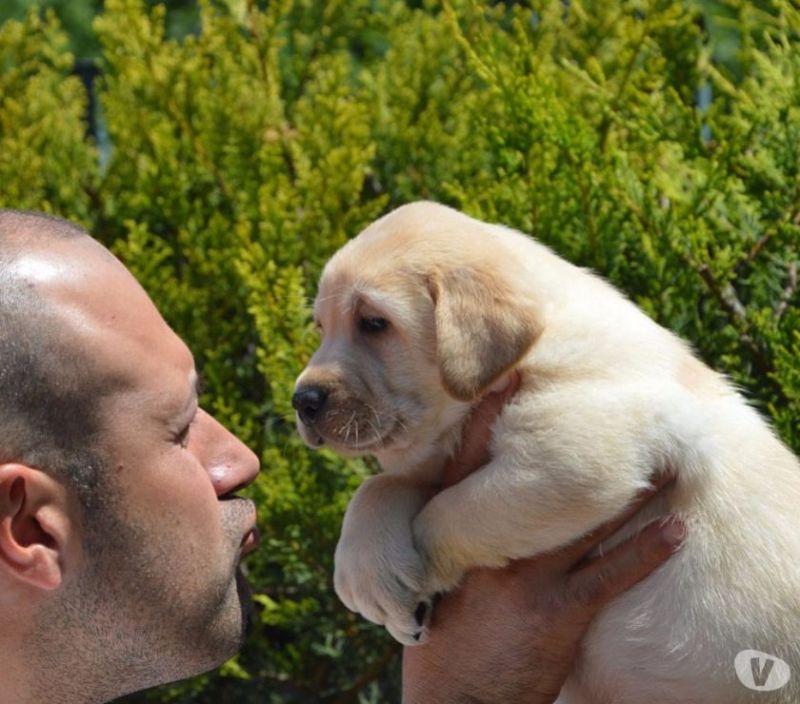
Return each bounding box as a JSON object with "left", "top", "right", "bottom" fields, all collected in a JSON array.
[
  {"left": 368, "top": 405, "right": 383, "bottom": 430},
  {"left": 345, "top": 410, "right": 357, "bottom": 443},
  {"left": 314, "top": 291, "right": 348, "bottom": 305}
]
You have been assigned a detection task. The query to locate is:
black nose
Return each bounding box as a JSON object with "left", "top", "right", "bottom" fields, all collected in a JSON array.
[{"left": 292, "top": 386, "right": 329, "bottom": 425}]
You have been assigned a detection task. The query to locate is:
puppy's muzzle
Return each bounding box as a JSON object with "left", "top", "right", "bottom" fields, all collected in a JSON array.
[{"left": 292, "top": 385, "right": 329, "bottom": 426}]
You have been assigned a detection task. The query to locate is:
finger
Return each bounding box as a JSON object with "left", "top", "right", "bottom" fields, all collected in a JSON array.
[
  {"left": 442, "top": 371, "right": 521, "bottom": 488},
  {"left": 552, "top": 470, "right": 676, "bottom": 568},
  {"left": 565, "top": 516, "right": 686, "bottom": 612}
]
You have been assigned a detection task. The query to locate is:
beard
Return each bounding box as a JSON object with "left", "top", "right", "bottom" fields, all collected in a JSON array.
[{"left": 32, "top": 477, "right": 256, "bottom": 702}]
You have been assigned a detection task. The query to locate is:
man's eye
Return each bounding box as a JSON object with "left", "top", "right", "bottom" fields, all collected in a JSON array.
[
  {"left": 174, "top": 420, "right": 194, "bottom": 448},
  {"left": 358, "top": 316, "right": 389, "bottom": 334}
]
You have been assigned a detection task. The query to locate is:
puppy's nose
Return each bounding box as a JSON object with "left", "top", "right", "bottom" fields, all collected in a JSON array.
[{"left": 292, "top": 386, "right": 328, "bottom": 425}]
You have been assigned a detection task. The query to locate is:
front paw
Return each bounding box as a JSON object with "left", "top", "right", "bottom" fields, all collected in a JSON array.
[
  {"left": 334, "top": 537, "right": 436, "bottom": 645},
  {"left": 413, "top": 514, "right": 469, "bottom": 596}
]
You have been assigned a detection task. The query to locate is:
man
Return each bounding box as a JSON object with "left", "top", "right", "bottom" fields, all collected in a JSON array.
[
  {"left": 0, "top": 210, "right": 260, "bottom": 703},
  {"left": 0, "top": 210, "right": 682, "bottom": 703}
]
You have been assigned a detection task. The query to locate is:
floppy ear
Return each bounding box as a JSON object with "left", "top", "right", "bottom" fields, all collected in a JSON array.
[{"left": 428, "top": 265, "right": 542, "bottom": 401}]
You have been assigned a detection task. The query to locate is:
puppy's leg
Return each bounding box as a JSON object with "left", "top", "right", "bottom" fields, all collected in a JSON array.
[
  {"left": 413, "top": 455, "right": 649, "bottom": 593},
  {"left": 412, "top": 390, "right": 668, "bottom": 593},
  {"left": 334, "top": 472, "right": 436, "bottom": 645}
]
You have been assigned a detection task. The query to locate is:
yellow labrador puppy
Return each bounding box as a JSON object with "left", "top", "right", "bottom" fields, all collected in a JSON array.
[{"left": 293, "top": 202, "right": 800, "bottom": 703}]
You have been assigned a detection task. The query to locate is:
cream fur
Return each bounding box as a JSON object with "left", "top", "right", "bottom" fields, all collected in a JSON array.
[{"left": 294, "top": 201, "right": 800, "bottom": 702}]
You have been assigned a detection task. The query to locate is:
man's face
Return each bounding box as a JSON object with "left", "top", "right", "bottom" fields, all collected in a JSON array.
[{"left": 23, "top": 237, "right": 261, "bottom": 688}]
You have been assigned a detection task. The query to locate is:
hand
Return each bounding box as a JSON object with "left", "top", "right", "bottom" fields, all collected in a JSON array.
[{"left": 402, "top": 378, "right": 686, "bottom": 704}]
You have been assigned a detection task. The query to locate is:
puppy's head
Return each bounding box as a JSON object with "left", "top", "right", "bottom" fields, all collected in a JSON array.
[{"left": 292, "top": 202, "right": 542, "bottom": 463}]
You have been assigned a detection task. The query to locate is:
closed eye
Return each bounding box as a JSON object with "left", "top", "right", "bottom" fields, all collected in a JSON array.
[{"left": 173, "top": 416, "right": 196, "bottom": 448}]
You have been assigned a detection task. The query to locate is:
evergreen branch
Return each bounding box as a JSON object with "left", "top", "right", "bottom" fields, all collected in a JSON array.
[
  {"left": 696, "top": 264, "right": 747, "bottom": 323},
  {"left": 738, "top": 205, "right": 799, "bottom": 270},
  {"left": 776, "top": 261, "right": 798, "bottom": 319},
  {"left": 695, "top": 263, "right": 775, "bottom": 383},
  {"left": 325, "top": 646, "right": 398, "bottom": 704},
  {"left": 598, "top": 8, "right": 650, "bottom": 153}
]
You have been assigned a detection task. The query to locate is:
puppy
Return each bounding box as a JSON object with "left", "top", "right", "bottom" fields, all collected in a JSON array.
[{"left": 293, "top": 202, "right": 800, "bottom": 703}]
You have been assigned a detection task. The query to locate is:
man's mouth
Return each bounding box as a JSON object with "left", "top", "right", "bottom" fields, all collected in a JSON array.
[{"left": 240, "top": 525, "right": 260, "bottom": 556}]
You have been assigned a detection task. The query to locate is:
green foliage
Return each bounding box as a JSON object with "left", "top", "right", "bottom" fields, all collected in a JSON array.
[
  {"left": 0, "top": 0, "right": 103, "bottom": 56},
  {"left": 1, "top": 0, "right": 799, "bottom": 701},
  {"left": 0, "top": 10, "right": 96, "bottom": 220},
  {"left": 0, "top": 0, "right": 199, "bottom": 57}
]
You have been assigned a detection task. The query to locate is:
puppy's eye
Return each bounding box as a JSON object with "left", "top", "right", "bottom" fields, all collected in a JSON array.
[{"left": 359, "top": 316, "right": 389, "bottom": 334}]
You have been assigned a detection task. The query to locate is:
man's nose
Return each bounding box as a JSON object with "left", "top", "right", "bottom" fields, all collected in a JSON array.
[
  {"left": 200, "top": 411, "right": 260, "bottom": 496},
  {"left": 291, "top": 385, "right": 329, "bottom": 425}
]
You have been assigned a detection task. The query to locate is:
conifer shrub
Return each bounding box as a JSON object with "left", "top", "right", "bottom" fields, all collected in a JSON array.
[{"left": 1, "top": 1, "right": 798, "bottom": 701}]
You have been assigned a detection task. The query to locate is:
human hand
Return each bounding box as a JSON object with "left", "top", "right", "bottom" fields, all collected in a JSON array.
[{"left": 402, "top": 377, "right": 685, "bottom": 704}]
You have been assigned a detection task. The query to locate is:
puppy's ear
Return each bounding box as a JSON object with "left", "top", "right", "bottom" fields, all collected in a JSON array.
[{"left": 428, "top": 266, "right": 541, "bottom": 401}]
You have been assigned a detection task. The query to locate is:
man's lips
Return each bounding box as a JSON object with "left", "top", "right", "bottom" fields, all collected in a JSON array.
[
  {"left": 241, "top": 524, "right": 260, "bottom": 556},
  {"left": 234, "top": 498, "right": 260, "bottom": 556}
]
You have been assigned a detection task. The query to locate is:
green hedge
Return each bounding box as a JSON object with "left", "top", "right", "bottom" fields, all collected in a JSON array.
[{"left": 1, "top": 1, "right": 798, "bottom": 701}]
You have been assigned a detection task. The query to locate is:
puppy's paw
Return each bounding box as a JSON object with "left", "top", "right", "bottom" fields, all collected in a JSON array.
[
  {"left": 334, "top": 536, "right": 435, "bottom": 645},
  {"left": 413, "top": 518, "right": 469, "bottom": 597}
]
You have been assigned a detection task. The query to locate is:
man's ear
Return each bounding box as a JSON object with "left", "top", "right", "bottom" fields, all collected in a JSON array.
[
  {"left": 0, "top": 464, "right": 74, "bottom": 591},
  {"left": 428, "top": 265, "right": 542, "bottom": 401}
]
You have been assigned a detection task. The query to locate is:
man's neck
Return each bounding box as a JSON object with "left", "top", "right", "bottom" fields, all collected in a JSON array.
[{"left": 0, "top": 632, "right": 113, "bottom": 704}]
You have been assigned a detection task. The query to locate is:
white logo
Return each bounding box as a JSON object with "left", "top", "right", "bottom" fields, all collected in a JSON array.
[{"left": 734, "top": 650, "right": 791, "bottom": 691}]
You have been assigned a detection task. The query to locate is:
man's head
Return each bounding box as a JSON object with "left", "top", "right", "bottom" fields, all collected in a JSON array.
[
  {"left": 0, "top": 211, "right": 260, "bottom": 703},
  {"left": 0, "top": 212, "right": 111, "bottom": 513}
]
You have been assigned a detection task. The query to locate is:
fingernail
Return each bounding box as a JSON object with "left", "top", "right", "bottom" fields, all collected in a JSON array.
[
  {"left": 414, "top": 602, "right": 428, "bottom": 626},
  {"left": 661, "top": 518, "right": 686, "bottom": 547}
]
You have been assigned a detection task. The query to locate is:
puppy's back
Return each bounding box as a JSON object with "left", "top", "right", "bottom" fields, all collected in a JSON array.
[{"left": 484, "top": 224, "right": 800, "bottom": 702}]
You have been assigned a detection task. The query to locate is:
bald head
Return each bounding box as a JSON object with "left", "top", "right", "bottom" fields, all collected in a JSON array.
[
  {"left": 0, "top": 208, "right": 86, "bottom": 241},
  {"left": 0, "top": 210, "right": 117, "bottom": 513},
  {"left": 0, "top": 209, "right": 94, "bottom": 322}
]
